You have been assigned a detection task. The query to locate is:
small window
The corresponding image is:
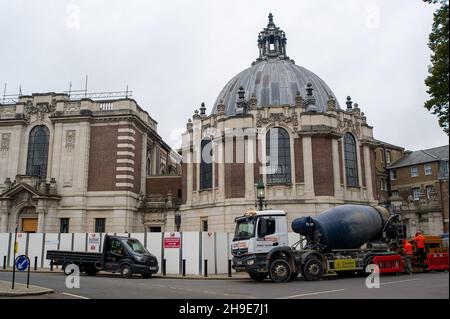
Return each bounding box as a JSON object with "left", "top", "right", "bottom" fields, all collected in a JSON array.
[
  {"left": 258, "top": 217, "right": 276, "bottom": 237},
  {"left": 411, "top": 166, "right": 418, "bottom": 177},
  {"left": 201, "top": 218, "right": 208, "bottom": 232},
  {"left": 95, "top": 218, "right": 106, "bottom": 233},
  {"left": 148, "top": 226, "right": 161, "bottom": 232},
  {"left": 391, "top": 190, "right": 399, "bottom": 198},
  {"left": 412, "top": 188, "right": 421, "bottom": 201},
  {"left": 110, "top": 239, "right": 124, "bottom": 255},
  {"left": 390, "top": 170, "right": 397, "bottom": 181},
  {"left": 60, "top": 218, "right": 70, "bottom": 233},
  {"left": 386, "top": 151, "right": 391, "bottom": 164},
  {"left": 424, "top": 164, "right": 432, "bottom": 176},
  {"left": 380, "top": 179, "right": 388, "bottom": 191},
  {"left": 444, "top": 161, "right": 449, "bottom": 175},
  {"left": 426, "top": 185, "right": 435, "bottom": 199}
]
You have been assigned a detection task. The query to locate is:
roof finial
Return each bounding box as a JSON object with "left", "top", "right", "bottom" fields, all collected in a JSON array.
[{"left": 268, "top": 13, "right": 274, "bottom": 25}]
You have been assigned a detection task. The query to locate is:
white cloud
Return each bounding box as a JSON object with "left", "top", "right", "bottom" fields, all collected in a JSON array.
[{"left": 0, "top": 0, "right": 446, "bottom": 151}]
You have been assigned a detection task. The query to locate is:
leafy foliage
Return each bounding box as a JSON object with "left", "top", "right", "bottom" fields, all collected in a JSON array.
[{"left": 423, "top": 0, "right": 449, "bottom": 135}]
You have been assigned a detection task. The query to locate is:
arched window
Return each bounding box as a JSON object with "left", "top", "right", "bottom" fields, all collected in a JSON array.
[
  {"left": 344, "top": 133, "right": 359, "bottom": 187},
  {"left": 200, "top": 139, "right": 212, "bottom": 189},
  {"left": 26, "top": 125, "right": 50, "bottom": 177},
  {"left": 146, "top": 147, "right": 152, "bottom": 177},
  {"left": 266, "top": 127, "right": 291, "bottom": 184}
]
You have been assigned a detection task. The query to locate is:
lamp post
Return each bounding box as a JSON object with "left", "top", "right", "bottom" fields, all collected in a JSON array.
[
  {"left": 175, "top": 210, "right": 181, "bottom": 232},
  {"left": 255, "top": 179, "right": 267, "bottom": 211}
]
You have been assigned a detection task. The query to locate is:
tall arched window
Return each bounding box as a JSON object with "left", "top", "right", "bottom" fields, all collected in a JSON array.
[
  {"left": 200, "top": 139, "right": 212, "bottom": 189},
  {"left": 146, "top": 147, "right": 152, "bottom": 177},
  {"left": 266, "top": 127, "right": 291, "bottom": 184},
  {"left": 344, "top": 133, "right": 359, "bottom": 187},
  {"left": 26, "top": 125, "right": 50, "bottom": 177}
]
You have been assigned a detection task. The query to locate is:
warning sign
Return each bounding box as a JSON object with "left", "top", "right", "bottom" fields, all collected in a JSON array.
[{"left": 164, "top": 233, "right": 181, "bottom": 248}]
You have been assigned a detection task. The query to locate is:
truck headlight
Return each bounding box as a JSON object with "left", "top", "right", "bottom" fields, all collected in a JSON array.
[{"left": 247, "top": 259, "right": 255, "bottom": 266}]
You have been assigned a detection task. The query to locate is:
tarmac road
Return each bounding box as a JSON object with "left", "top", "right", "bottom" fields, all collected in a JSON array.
[{"left": 0, "top": 271, "right": 448, "bottom": 299}]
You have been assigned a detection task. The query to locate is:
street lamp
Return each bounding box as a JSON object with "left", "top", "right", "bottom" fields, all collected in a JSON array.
[{"left": 255, "top": 179, "right": 267, "bottom": 211}]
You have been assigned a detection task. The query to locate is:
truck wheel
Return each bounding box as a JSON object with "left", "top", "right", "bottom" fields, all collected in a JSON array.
[
  {"left": 303, "top": 258, "right": 323, "bottom": 281},
  {"left": 269, "top": 259, "right": 291, "bottom": 283},
  {"left": 120, "top": 264, "right": 133, "bottom": 278},
  {"left": 62, "top": 263, "right": 76, "bottom": 275},
  {"left": 249, "top": 273, "right": 267, "bottom": 281},
  {"left": 85, "top": 267, "right": 98, "bottom": 276}
]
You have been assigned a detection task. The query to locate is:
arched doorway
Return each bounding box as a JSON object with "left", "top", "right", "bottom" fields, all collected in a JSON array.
[{"left": 19, "top": 206, "right": 38, "bottom": 233}]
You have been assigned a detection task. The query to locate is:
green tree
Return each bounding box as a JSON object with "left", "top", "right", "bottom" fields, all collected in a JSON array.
[{"left": 423, "top": 0, "right": 449, "bottom": 135}]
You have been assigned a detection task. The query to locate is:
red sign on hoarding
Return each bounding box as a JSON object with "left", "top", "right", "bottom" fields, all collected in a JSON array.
[{"left": 164, "top": 233, "right": 181, "bottom": 248}]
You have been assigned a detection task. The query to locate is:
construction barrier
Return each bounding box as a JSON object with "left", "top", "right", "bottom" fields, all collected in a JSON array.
[
  {"left": 426, "top": 253, "right": 449, "bottom": 271},
  {"left": 373, "top": 255, "right": 404, "bottom": 274}
]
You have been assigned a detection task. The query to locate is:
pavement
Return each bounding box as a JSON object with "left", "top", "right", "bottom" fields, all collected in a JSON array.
[
  {"left": 0, "top": 270, "right": 448, "bottom": 299},
  {"left": 0, "top": 280, "right": 53, "bottom": 297}
]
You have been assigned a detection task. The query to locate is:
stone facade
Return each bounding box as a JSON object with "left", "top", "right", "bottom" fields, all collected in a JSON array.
[{"left": 0, "top": 92, "right": 181, "bottom": 233}]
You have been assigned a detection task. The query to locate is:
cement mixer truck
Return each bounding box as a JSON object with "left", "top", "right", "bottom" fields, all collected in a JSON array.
[{"left": 231, "top": 204, "right": 405, "bottom": 283}]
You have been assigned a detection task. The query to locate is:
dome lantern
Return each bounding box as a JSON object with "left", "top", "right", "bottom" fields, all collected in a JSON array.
[{"left": 256, "top": 13, "right": 289, "bottom": 63}]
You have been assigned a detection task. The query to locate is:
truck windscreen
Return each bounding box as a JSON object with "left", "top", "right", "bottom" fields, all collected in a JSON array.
[
  {"left": 234, "top": 218, "right": 256, "bottom": 241},
  {"left": 125, "top": 239, "right": 146, "bottom": 254}
]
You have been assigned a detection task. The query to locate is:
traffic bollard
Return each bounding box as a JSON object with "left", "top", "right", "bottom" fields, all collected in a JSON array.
[
  {"left": 228, "top": 259, "right": 232, "bottom": 277},
  {"left": 50, "top": 259, "right": 53, "bottom": 271},
  {"left": 162, "top": 259, "right": 166, "bottom": 276},
  {"left": 204, "top": 260, "right": 208, "bottom": 277},
  {"left": 34, "top": 256, "right": 38, "bottom": 271},
  {"left": 182, "top": 259, "right": 186, "bottom": 277},
  {"left": 2, "top": 256, "right": 6, "bottom": 269}
]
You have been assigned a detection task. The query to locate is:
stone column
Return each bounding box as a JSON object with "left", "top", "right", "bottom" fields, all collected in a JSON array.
[
  {"left": 0, "top": 205, "right": 8, "bottom": 232},
  {"left": 245, "top": 137, "right": 255, "bottom": 199},
  {"left": 302, "top": 136, "right": 315, "bottom": 197},
  {"left": 36, "top": 208, "right": 46, "bottom": 233},
  {"left": 332, "top": 139, "right": 342, "bottom": 197},
  {"left": 364, "top": 146, "right": 374, "bottom": 201}
]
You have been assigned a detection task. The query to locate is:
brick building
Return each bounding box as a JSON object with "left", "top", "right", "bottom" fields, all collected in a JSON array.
[
  {"left": 174, "top": 14, "right": 382, "bottom": 232},
  {"left": 373, "top": 140, "right": 404, "bottom": 205},
  {"left": 0, "top": 92, "right": 181, "bottom": 233},
  {"left": 388, "top": 145, "right": 449, "bottom": 236}
]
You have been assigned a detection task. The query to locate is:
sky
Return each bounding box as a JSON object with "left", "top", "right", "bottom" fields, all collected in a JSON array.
[{"left": 0, "top": 0, "right": 447, "bottom": 151}]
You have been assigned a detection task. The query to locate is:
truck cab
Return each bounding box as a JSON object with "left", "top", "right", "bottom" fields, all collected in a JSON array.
[{"left": 232, "top": 210, "right": 289, "bottom": 280}]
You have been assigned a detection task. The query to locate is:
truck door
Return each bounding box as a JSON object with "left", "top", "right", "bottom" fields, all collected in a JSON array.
[
  {"left": 255, "top": 217, "right": 278, "bottom": 253},
  {"left": 104, "top": 238, "right": 125, "bottom": 271}
]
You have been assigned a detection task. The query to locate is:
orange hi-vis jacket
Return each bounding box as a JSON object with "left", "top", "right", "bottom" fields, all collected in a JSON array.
[
  {"left": 404, "top": 242, "right": 413, "bottom": 255},
  {"left": 414, "top": 234, "right": 426, "bottom": 249}
]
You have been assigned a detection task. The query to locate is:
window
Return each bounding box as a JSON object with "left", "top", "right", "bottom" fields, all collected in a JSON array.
[
  {"left": 257, "top": 217, "right": 276, "bottom": 237},
  {"left": 386, "top": 151, "right": 391, "bottom": 164},
  {"left": 444, "top": 161, "right": 449, "bottom": 175},
  {"left": 60, "top": 218, "right": 69, "bottom": 233},
  {"left": 424, "top": 163, "right": 432, "bottom": 176},
  {"left": 95, "top": 218, "right": 106, "bottom": 233},
  {"left": 344, "top": 133, "right": 359, "bottom": 187},
  {"left": 148, "top": 226, "right": 161, "bottom": 232},
  {"left": 26, "top": 125, "right": 50, "bottom": 177},
  {"left": 412, "top": 188, "right": 421, "bottom": 201},
  {"left": 380, "top": 179, "right": 388, "bottom": 191},
  {"left": 201, "top": 218, "right": 208, "bottom": 232},
  {"left": 411, "top": 166, "right": 418, "bottom": 177},
  {"left": 380, "top": 149, "right": 384, "bottom": 162},
  {"left": 391, "top": 190, "right": 399, "bottom": 198},
  {"left": 426, "top": 185, "right": 435, "bottom": 199},
  {"left": 390, "top": 170, "right": 397, "bottom": 180},
  {"left": 266, "top": 128, "right": 291, "bottom": 184},
  {"left": 200, "top": 139, "right": 213, "bottom": 189},
  {"left": 110, "top": 239, "right": 124, "bottom": 255},
  {"left": 146, "top": 148, "right": 152, "bottom": 176}
]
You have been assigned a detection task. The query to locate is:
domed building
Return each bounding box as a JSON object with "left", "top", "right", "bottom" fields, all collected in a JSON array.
[{"left": 172, "top": 14, "right": 379, "bottom": 232}]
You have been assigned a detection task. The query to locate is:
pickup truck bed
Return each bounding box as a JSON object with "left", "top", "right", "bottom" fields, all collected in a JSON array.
[{"left": 47, "top": 250, "right": 103, "bottom": 265}]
